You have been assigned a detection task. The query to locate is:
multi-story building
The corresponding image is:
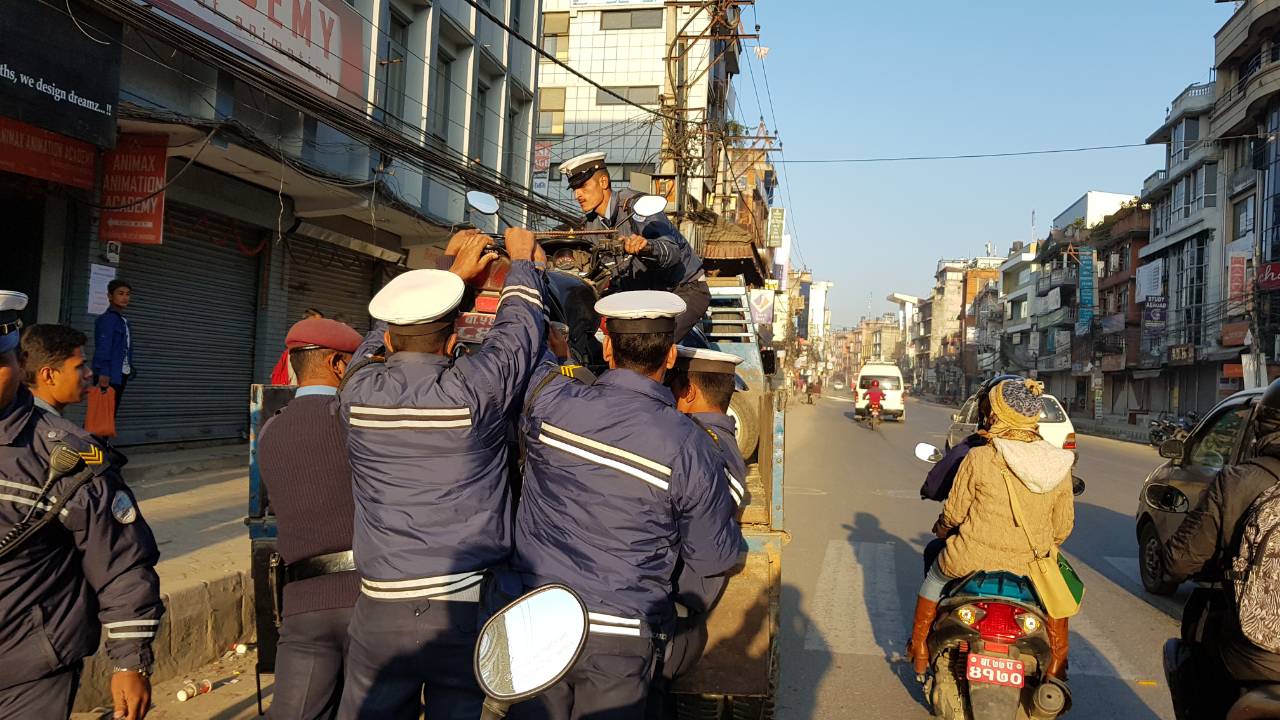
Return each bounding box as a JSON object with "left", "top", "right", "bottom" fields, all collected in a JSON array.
[
  {"left": 1, "top": 0, "right": 542, "bottom": 446},
  {"left": 999, "top": 242, "right": 1039, "bottom": 374},
  {"left": 914, "top": 297, "right": 934, "bottom": 391},
  {"left": 1139, "top": 80, "right": 1227, "bottom": 414},
  {"left": 1214, "top": 2, "right": 1278, "bottom": 393},
  {"left": 1086, "top": 203, "right": 1151, "bottom": 418},
  {"left": 536, "top": 0, "right": 739, "bottom": 237},
  {"left": 888, "top": 292, "right": 922, "bottom": 379},
  {"left": 959, "top": 259, "right": 1001, "bottom": 393},
  {"left": 963, "top": 280, "right": 1002, "bottom": 394}
]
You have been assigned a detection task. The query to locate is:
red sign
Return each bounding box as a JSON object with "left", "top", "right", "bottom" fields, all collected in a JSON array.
[
  {"left": 0, "top": 116, "right": 95, "bottom": 189},
  {"left": 1229, "top": 254, "right": 1248, "bottom": 304},
  {"left": 100, "top": 134, "right": 169, "bottom": 245},
  {"left": 1261, "top": 262, "right": 1280, "bottom": 291},
  {"left": 1222, "top": 321, "right": 1251, "bottom": 347},
  {"left": 534, "top": 142, "right": 553, "bottom": 173},
  {"left": 455, "top": 312, "right": 496, "bottom": 343},
  {"left": 1224, "top": 363, "right": 1244, "bottom": 379}
]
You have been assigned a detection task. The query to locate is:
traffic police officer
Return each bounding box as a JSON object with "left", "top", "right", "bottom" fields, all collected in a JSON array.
[
  {"left": 660, "top": 346, "right": 750, "bottom": 688},
  {"left": 512, "top": 291, "right": 744, "bottom": 720},
  {"left": 559, "top": 151, "right": 710, "bottom": 341},
  {"left": 336, "top": 230, "right": 547, "bottom": 720},
  {"left": 257, "top": 317, "right": 364, "bottom": 720},
  {"left": 0, "top": 291, "right": 162, "bottom": 720}
]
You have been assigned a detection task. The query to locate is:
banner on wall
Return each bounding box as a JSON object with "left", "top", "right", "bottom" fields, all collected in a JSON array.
[{"left": 100, "top": 133, "right": 169, "bottom": 245}]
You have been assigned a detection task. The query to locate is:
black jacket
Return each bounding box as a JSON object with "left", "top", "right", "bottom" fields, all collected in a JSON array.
[{"left": 1165, "top": 436, "right": 1280, "bottom": 681}]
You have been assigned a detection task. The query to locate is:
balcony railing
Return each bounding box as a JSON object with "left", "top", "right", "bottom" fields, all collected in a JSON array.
[
  {"left": 1039, "top": 306, "right": 1077, "bottom": 327},
  {"left": 1232, "top": 165, "right": 1258, "bottom": 194},
  {"left": 1168, "top": 82, "right": 1215, "bottom": 120},
  {"left": 1142, "top": 169, "right": 1168, "bottom": 197},
  {"left": 1037, "top": 347, "right": 1071, "bottom": 372}
]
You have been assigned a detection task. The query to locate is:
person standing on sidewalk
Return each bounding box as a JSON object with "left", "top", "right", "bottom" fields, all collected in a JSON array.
[
  {"left": 0, "top": 291, "right": 163, "bottom": 720},
  {"left": 21, "top": 324, "right": 93, "bottom": 417},
  {"left": 93, "top": 279, "right": 134, "bottom": 413},
  {"left": 257, "top": 317, "right": 363, "bottom": 720}
]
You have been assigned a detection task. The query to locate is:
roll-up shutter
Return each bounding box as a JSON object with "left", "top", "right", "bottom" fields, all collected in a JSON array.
[
  {"left": 114, "top": 203, "right": 261, "bottom": 445},
  {"left": 283, "top": 237, "right": 377, "bottom": 334}
]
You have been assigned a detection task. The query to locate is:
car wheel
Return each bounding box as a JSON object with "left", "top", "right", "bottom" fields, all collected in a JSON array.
[{"left": 1139, "top": 522, "right": 1178, "bottom": 596}]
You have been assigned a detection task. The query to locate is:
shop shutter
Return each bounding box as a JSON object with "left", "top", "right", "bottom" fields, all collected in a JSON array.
[
  {"left": 283, "top": 237, "right": 377, "bottom": 333},
  {"left": 113, "top": 204, "right": 262, "bottom": 445}
]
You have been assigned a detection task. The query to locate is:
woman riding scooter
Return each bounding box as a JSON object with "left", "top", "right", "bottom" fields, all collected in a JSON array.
[{"left": 907, "top": 379, "right": 1076, "bottom": 681}]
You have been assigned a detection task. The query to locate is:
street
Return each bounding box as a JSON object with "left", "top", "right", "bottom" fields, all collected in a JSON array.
[{"left": 777, "top": 394, "right": 1185, "bottom": 719}]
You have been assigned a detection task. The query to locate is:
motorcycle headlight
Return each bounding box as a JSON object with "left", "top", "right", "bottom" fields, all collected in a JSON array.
[{"left": 1016, "top": 613, "right": 1041, "bottom": 634}]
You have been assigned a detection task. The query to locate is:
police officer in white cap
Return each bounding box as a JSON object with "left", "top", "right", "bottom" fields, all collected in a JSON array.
[
  {"left": 559, "top": 151, "right": 710, "bottom": 341},
  {"left": 0, "top": 290, "right": 163, "bottom": 720},
  {"left": 336, "top": 230, "right": 547, "bottom": 720},
  {"left": 511, "top": 290, "right": 744, "bottom": 720}
]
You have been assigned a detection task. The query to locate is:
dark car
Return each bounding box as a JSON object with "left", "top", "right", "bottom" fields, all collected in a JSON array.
[{"left": 1134, "top": 388, "right": 1264, "bottom": 595}]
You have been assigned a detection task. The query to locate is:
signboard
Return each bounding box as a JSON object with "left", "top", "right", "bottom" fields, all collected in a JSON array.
[
  {"left": 1222, "top": 321, "right": 1251, "bottom": 347},
  {"left": 100, "top": 134, "right": 169, "bottom": 245},
  {"left": 1076, "top": 251, "right": 1095, "bottom": 334},
  {"left": 1170, "top": 343, "right": 1196, "bottom": 366},
  {"left": 87, "top": 263, "right": 116, "bottom": 315},
  {"left": 1260, "top": 262, "right": 1280, "bottom": 291},
  {"left": 1224, "top": 363, "right": 1244, "bottom": 379},
  {"left": 0, "top": 116, "right": 95, "bottom": 189},
  {"left": 569, "top": 0, "right": 662, "bottom": 6},
  {"left": 532, "top": 172, "right": 549, "bottom": 197},
  {"left": 1229, "top": 251, "right": 1249, "bottom": 308},
  {"left": 1136, "top": 260, "right": 1163, "bottom": 303},
  {"left": 748, "top": 289, "right": 775, "bottom": 325},
  {"left": 533, "top": 142, "right": 552, "bottom": 173},
  {"left": 1143, "top": 296, "right": 1167, "bottom": 330},
  {"left": 1100, "top": 313, "right": 1126, "bottom": 334},
  {"left": 0, "top": 0, "right": 122, "bottom": 147},
  {"left": 148, "top": 0, "right": 367, "bottom": 103},
  {"left": 1101, "top": 354, "right": 1126, "bottom": 372},
  {"left": 1044, "top": 287, "right": 1062, "bottom": 312},
  {"left": 766, "top": 207, "right": 785, "bottom": 249}
]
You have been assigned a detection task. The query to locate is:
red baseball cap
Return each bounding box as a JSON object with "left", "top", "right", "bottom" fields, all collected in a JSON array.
[{"left": 285, "top": 318, "right": 362, "bottom": 353}]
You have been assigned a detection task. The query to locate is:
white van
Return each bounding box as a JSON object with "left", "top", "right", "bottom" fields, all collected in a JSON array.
[{"left": 854, "top": 363, "right": 906, "bottom": 421}]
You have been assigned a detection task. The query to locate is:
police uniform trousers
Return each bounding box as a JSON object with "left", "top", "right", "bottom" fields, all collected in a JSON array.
[
  {"left": 336, "top": 596, "right": 483, "bottom": 720},
  {"left": 268, "top": 607, "right": 353, "bottom": 720},
  {"left": 672, "top": 280, "right": 710, "bottom": 343},
  {"left": 512, "top": 633, "right": 656, "bottom": 720},
  {"left": 0, "top": 661, "right": 81, "bottom": 720}
]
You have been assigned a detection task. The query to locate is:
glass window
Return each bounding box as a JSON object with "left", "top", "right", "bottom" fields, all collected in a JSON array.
[
  {"left": 1187, "top": 404, "right": 1251, "bottom": 469},
  {"left": 471, "top": 83, "right": 488, "bottom": 162},
  {"left": 379, "top": 10, "right": 410, "bottom": 121},
  {"left": 537, "top": 87, "right": 565, "bottom": 136},
  {"left": 858, "top": 375, "right": 900, "bottom": 391},
  {"left": 542, "top": 12, "right": 569, "bottom": 60},
  {"left": 958, "top": 398, "right": 978, "bottom": 424},
  {"left": 1236, "top": 195, "right": 1256, "bottom": 240},
  {"left": 431, "top": 49, "right": 455, "bottom": 139},
  {"left": 601, "top": 9, "right": 662, "bottom": 30},
  {"left": 596, "top": 86, "right": 660, "bottom": 106},
  {"left": 1040, "top": 397, "right": 1067, "bottom": 423}
]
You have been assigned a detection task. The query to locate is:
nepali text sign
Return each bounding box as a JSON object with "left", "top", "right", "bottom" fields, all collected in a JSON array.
[
  {"left": 0, "top": 0, "right": 121, "bottom": 147},
  {"left": 1076, "top": 251, "right": 1095, "bottom": 335},
  {"left": 1143, "top": 296, "right": 1167, "bottom": 330},
  {"left": 1170, "top": 343, "right": 1196, "bottom": 366},
  {"left": 148, "top": 0, "right": 367, "bottom": 104},
  {"left": 101, "top": 134, "right": 169, "bottom": 245},
  {"left": 766, "top": 207, "right": 785, "bottom": 248},
  {"left": 0, "top": 116, "right": 95, "bottom": 189}
]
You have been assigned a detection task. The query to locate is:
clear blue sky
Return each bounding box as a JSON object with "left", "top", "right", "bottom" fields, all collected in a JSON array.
[{"left": 744, "top": 0, "right": 1233, "bottom": 327}]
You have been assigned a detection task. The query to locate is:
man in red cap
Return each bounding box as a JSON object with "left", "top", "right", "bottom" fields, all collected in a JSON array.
[{"left": 256, "top": 317, "right": 362, "bottom": 719}]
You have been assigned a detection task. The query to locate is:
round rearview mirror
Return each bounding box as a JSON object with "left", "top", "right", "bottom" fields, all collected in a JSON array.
[
  {"left": 467, "top": 191, "right": 500, "bottom": 216},
  {"left": 1072, "top": 475, "right": 1086, "bottom": 497},
  {"left": 474, "top": 584, "right": 588, "bottom": 706},
  {"left": 631, "top": 194, "right": 668, "bottom": 218},
  {"left": 914, "top": 442, "right": 942, "bottom": 464}
]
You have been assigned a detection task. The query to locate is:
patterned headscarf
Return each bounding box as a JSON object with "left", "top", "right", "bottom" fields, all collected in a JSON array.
[{"left": 978, "top": 379, "right": 1043, "bottom": 443}]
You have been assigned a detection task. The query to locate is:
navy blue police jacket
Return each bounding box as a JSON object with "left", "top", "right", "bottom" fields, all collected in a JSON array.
[
  {"left": 340, "top": 261, "right": 546, "bottom": 601},
  {"left": 514, "top": 363, "right": 744, "bottom": 630},
  {"left": 586, "top": 188, "right": 704, "bottom": 290},
  {"left": 0, "top": 386, "right": 162, "bottom": 689}
]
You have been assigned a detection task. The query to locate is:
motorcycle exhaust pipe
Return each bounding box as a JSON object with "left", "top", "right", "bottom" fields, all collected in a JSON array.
[{"left": 1028, "top": 677, "right": 1070, "bottom": 720}]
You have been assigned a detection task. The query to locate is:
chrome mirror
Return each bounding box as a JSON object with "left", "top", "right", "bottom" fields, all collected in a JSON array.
[
  {"left": 631, "top": 194, "right": 667, "bottom": 218},
  {"left": 467, "top": 191, "right": 500, "bottom": 216},
  {"left": 914, "top": 442, "right": 943, "bottom": 464},
  {"left": 474, "top": 584, "right": 588, "bottom": 716}
]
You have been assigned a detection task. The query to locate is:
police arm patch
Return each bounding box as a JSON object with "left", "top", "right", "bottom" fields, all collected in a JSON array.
[{"left": 110, "top": 490, "right": 138, "bottom": 524}]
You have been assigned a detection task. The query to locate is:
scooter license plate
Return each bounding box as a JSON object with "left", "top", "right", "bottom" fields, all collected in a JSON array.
[{"left": 966, "top": 654, "right": 1024, "bottom": 688}]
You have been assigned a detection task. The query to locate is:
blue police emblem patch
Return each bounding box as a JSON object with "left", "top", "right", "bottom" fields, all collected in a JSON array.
[{"left": 111, "top": 490, "right": 137, "bottom": 524}]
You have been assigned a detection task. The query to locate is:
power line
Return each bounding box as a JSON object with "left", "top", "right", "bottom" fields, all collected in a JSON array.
[{"left": 770, "top": 142, "right": 1159, "bottom": 164}]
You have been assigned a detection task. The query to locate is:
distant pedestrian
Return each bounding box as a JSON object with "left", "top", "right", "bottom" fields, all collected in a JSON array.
[
  {"left": 21, "top": 324, "right": 93, "bottom": 417},
  {"left": 258, "top": 317, "right": 363, "bottom": 720},
  {"left": 92, "top": 279, "right": 134, "bottom": 413},
  {"left": 271, "top": 308, "right": 324, "bottom": 385}
]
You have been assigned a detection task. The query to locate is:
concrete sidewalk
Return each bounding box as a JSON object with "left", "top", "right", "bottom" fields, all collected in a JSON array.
[
  {"left": 1071, "top": 416, "right": 1151, "bottom": 445},
  {"left": 74, "top": 442, "right": 255, "bottom": 714}
]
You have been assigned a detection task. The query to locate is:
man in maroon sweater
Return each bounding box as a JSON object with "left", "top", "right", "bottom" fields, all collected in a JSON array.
[{"left": 257, "top": 317, "right": 363, "bottom": 719}]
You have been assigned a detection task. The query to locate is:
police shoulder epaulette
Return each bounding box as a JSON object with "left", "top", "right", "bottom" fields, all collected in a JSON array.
[
  {"left": 37, "top": 415, "right": 110, "bottom": 472},
  {"left": 558, "top": 364, "right": 596, "bottom": 384}
]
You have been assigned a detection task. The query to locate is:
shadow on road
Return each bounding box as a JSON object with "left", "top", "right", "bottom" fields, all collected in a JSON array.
[
  {"left": 1067, "top": 502, "right": 1189, "bottom": 622},
  {"left": 777, "top": 584, "right": 831, "bottom": 720}
]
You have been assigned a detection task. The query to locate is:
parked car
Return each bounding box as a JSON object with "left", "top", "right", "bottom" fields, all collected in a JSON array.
[
  {"left": 945, "top": 392, "right": 1076, "bottom": 456},
  {"left": 853, "top": 363, "right": 906, "bottom": 421},
  {"left": 1134, "top": 389, "right": 1262, "bottom": 595}
]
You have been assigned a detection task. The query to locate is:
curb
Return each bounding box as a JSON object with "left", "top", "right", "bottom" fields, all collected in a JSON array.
[
  {"left": 124, "top": 447, "right": 248, "bottom": 484},
  {"left": 1074, "top": 423, "right": 1150, "bottom": 446}
]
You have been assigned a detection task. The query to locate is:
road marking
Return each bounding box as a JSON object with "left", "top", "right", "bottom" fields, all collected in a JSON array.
[
  {"left": 805, "top": 540, "right": 904, "bottom": 657},
  {"left": 787, "top": 487, "right": 829, "bottom": 496},
  {"left": 1065, "top": 608, "right": 1144, "bottom": 680}
]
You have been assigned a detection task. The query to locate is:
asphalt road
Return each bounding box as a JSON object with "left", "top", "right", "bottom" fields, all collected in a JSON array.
[{"left": 776, "top": 393, "right": 1187, "bottom": 719}]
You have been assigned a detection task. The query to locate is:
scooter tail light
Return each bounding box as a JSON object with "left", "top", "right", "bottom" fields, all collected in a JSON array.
[
  {"left": 1062, "top": 433, "right": 1076, "bottom": 450},
  {"left": 955, "top": 604, "right": 984, "bottom": 626},
  {"left": 973, "top": 602, "right": 1023, "bottom": 642},
  {"left": 1015, "top": 612, "right": 1042, "bottom": 634}
]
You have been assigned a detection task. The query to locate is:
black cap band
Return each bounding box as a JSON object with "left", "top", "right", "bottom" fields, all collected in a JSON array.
[
  {"left": 567, "top": 163, "right": 608, "bottom": 189},
  {"left": 604, "top": 317, "right": 676, "bottom": 335},
  {"left": 389, "top": 315, "right": 457, "bottom": 336},
  {"left": 674, "top": 357, "right": 738, "bottom": 375}
]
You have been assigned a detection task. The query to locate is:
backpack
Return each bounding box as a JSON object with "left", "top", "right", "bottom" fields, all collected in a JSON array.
[{"left": 1231, "top": 456, "right": 1280, "bottom": 653}]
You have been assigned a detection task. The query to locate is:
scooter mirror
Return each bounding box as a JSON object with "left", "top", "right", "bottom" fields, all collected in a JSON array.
[
  {"left": 631, "top": 194, "right": 668, "bottom": 218},
  {"left": 1072, "top": 475, "right": 1086, "bottom": 497},
  {"left": 474, "top": 584, "right": 588, "bottom": 713},
  {"left": 914, "top": 442, "right": 942, "bottom": 464},
  {"left": 467, "top": 191, "right": 501, "bottom": 216}
]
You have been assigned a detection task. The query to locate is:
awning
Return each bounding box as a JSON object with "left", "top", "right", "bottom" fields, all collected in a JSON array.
[
  {"left": 1201, "top": 346, "right": 1247, "bottom": 363},
  {"left": 702, "top": 223, "right": 756, "bottom": 260}
]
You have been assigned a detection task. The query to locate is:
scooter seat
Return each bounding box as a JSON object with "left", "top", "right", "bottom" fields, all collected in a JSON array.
[
  {"left": 1228, "top": 685, "right": 1280, "bottom": 720},
  {"left": 942, "top": 571, "right": 1040, "bottom": 606}
]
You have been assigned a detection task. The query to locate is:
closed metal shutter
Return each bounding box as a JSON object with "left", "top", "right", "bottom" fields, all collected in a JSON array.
[
  {"left": 283, "top": 238, "right": 376, "bottom": 333},
  {"left": 114, "top": 204, "right": 262, "bottom": 445}
]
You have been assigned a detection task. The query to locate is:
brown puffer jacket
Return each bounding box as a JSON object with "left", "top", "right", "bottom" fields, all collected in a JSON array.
[{"left": 936, "top": 440, "right": 1075, "bottom": 579}]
